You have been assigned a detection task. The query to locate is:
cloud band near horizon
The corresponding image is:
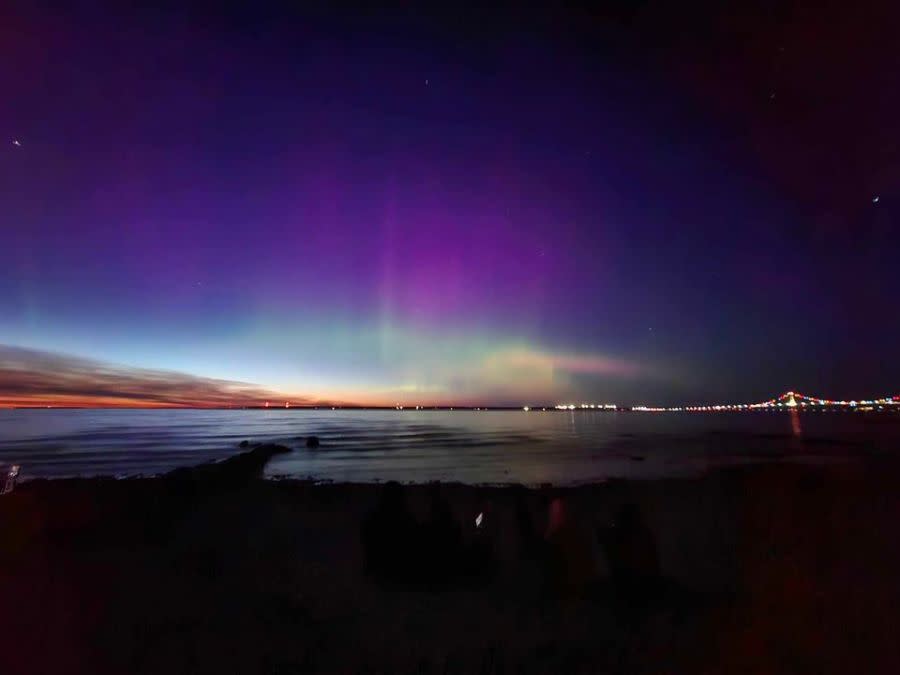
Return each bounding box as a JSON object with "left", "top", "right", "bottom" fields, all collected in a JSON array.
[
  {"left": 0, "top": 345, "right": 301, "bottom": 408},
  {"left": 0, "top": 341, "right": 649, "bottom": 408}
]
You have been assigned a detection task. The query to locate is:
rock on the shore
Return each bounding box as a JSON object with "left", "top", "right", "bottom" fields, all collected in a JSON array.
[{"left": 165, "top": 443, "right": 292, "bottom": 489}]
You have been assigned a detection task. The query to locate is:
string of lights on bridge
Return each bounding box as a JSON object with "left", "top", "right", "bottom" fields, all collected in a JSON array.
[{"left": 545, "top": 391, "right": 900, "bottom": 413}]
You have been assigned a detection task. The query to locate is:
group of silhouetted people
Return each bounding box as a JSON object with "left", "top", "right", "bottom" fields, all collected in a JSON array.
[
  {"left": 361, "top": 482, "right": 496, "bottom": 589},
  {"left": 361, "top": 481, "right": 666, "bottom": 614}
]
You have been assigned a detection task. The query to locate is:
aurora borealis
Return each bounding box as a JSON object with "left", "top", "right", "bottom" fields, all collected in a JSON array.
[{"left": 1, "top": 1, "right": 898, "bottom": 407}]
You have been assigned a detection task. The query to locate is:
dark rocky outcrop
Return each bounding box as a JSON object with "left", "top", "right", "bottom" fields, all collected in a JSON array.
[{"left": 165, "top": 443, "right": 292, "bottom": 492}]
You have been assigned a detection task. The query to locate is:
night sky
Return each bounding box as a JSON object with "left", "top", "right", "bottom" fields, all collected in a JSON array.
[{"left": 1, "top": 0, "right": 898, "bottom": 407}]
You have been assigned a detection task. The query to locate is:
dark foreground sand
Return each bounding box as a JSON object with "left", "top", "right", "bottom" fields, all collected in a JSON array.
[{"left": 1, "top": 446, "right": 899, "bottom": 674}]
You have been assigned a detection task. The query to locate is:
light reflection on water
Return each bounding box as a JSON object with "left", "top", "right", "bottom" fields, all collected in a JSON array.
[{"left": 0, "top": 409, "right": 897, "bottom": 485}]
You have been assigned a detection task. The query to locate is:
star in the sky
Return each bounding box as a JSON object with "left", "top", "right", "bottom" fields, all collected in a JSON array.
[
  {"left": 872, "top": 196, "right": 880, "bottom": 203},
  {"left": 12, "top": 139, "right": 21, "bottom": 146}
]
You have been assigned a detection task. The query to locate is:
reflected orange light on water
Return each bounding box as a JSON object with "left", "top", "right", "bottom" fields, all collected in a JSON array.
[{"left": 790, "top": 408, "right": 802, "bottom": 437}]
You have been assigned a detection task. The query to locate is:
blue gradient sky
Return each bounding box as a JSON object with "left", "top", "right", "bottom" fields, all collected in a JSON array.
[{"left": 1, "top": 1, "right": 898, "bottom": 406}]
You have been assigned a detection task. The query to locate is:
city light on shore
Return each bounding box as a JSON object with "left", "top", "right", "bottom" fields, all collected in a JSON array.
[{"left": 552, "top": 391, "right": 900, "bottom": 413}]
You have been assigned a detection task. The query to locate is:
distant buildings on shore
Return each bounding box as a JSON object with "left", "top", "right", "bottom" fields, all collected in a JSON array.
[{"left": 550, "top": 391, "right": 900, "bottom": 413}]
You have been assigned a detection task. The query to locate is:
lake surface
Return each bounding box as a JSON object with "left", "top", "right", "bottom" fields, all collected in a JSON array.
[{"left": 1, "top": 409, "right": 898, "bottom": 485}]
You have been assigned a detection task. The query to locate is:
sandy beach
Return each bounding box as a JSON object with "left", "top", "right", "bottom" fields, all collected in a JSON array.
[{"left": 1, "top": 446, "right": 899, "bottom": 674}]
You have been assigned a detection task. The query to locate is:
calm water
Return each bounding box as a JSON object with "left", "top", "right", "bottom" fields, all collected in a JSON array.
[{"left": 0, "top": 409, "right": 898, "bottom": 485}]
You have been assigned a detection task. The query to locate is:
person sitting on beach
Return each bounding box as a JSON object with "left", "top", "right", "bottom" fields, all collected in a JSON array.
[
  {"left": 542, "top": 497, "right": 596, "bottom": 609},
  {"left": 361, "top": 481, "right": 418, "bottom": 584},
  {"left": 597, "top": 503, "right": 662, "bottom": 614},
  {"left": 514, "top": 487, "right": 542, "bottom": 563},
  {"left": 462, "top": 497, "right": 498, "bottom": 585},
  {"left": 421, "top": 483, "right": 462, "bottom": 585}
]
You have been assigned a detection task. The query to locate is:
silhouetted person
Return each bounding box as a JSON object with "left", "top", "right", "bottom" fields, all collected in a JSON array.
[
  {"left": 464, "top": 497, "right": 497, "bottom": 585},
  {"left": 361, "top": 481, "right": 418, "bottom": 584},
  {"left": 514, "top": 488, "right": 542, "bottom": 563},
  {"left": 542, "top": 497, "right": 596, "bottom": 609},
  {"left": 422, "top": 483, "right": 462, "bottom": 586},
  {"left": 598, "top": 503, "right": 661, "bottom": 616}
]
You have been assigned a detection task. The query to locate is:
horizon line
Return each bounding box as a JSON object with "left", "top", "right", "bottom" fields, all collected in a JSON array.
[{"left": 3, "top": 390, "right": 898, "bottom": 412}]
